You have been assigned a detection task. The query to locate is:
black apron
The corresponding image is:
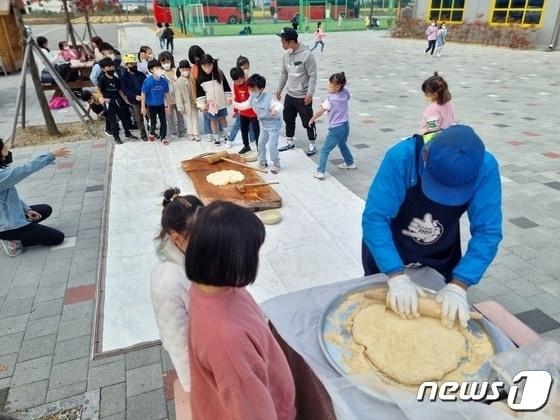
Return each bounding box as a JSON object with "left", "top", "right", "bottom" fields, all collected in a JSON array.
[{"left": 362, "top": 135, "right": 469, "bottom": 281}]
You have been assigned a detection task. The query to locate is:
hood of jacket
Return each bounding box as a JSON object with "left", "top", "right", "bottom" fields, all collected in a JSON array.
[{"left": 155, "top": 237, "right": 184, "bottom": 266}]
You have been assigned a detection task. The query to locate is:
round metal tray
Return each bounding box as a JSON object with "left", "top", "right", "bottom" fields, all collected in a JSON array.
[{"left": 318, "top": 283, "right": 506, "bottom": 382}]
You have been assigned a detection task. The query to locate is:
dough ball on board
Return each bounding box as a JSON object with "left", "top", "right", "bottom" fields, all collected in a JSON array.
[
  {"left": 352, "top": 303, "right": 467, "bottom": 385},
  {"left": 206, "top": 170, "right": 245, "bottom": 186}
]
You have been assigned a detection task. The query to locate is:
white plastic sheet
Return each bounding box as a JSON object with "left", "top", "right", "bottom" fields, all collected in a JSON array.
[{"left": 261, "top": 268, "right": 518, "bottom": 420}]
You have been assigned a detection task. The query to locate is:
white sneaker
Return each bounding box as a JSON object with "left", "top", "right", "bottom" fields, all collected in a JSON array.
[
  {"left": 0, "top": 240, "right": 22, "bottom": 257},
  {"left": 338, "top": 162, "right": 357, "bottom": 170},
  {"left": 205, "top": 135, "right": 213, "bottom": 142},
  {"left": 224, "top": 140, "right": 232, "bottom": 149},
  {"left": 306, "top": 143, "right": 317, "bottom": 156},
  {"left": 257, "top": 163, "right": 268, "bottom": 171},
  {"left": 313, "top": 171, "right": 325, "bottom": 179},
  {"left": 270, "top": 164, "right": 280, "bottom": 174}
]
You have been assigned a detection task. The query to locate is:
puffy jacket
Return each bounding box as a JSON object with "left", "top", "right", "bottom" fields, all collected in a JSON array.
[
  {"left": 0, "top": 153, "right": 55, "bottom": 232},
  {"left": 151, "top": 237, "right": 191, "bottom": 391}
]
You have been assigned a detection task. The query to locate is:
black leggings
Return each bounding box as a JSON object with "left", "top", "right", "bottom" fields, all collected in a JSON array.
[
  {"left": 148, "top": 105, "right": 167, "bottom": 139},
  {"left": 283, "top": 94, "right": 316, "bottom": 141},
  {"left": 425, "top": 40, "right": 436, "bottom": 55},
  {"left": 0, "top": 204, "right": 64, "bottom": 247},
  {"left": 240, "top": 116, "right": 260, "bottom": 148}
]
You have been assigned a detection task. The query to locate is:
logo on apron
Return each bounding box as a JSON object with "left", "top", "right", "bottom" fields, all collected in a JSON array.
[{"left": 401, "top": 213, "right": 444, "bottom": 245}]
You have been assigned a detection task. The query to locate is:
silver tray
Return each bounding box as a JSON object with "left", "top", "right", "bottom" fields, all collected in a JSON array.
[{"left": 318, "top": 283, "right": 507, "bottom": 382}]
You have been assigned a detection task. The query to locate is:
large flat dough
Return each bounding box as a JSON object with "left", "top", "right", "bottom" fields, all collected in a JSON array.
[
  {"left": 352, "top": 303, "right": 467, "bottom": 385},
  {"left": 206, "top": 170, "right": 245, "bottom": 186}
]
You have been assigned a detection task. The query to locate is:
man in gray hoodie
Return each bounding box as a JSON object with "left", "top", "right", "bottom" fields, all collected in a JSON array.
[{"left": 276, "top": 27, "right": 318, "bottom": 156}]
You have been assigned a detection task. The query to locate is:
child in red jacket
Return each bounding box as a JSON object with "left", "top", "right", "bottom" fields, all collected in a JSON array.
[{"left": 230, "top": 67, "right": 260, "bottom": 155}]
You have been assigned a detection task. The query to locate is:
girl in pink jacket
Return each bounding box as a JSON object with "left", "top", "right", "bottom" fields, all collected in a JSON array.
[
  {"left": 310, "top": 22, "right": 325, "bottom": 53},
  {"left": 424, "top": 21, "right": 438, "bottom": 56}
]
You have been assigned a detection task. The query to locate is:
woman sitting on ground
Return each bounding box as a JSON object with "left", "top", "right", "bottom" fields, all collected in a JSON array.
[{"left": 0, "top": 138, "right": 69, "bottom": 257}]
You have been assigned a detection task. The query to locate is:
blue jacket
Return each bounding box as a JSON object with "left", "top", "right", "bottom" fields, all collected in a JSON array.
[
  {"left": 120, "top": 69, "right": 146, "bottom": 105},
  {"left": 90, "top": 63, "right": 102, "bottom": 87},
  {"left": 362, "top": 136, "right": 502, "bottom": 286},
  {"left": 0, "top": 153, "right": 55, "bottom": 232}
]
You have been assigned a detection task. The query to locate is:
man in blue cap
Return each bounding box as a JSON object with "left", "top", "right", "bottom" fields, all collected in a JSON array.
[{"left": 362, "top": 125, "right": 502, "bottom": 328}]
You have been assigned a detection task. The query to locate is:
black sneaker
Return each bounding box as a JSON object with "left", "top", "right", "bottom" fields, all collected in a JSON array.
[
  {"left": 114, "top": 137, "right": 123, "bottom": 144},
  {"left": 105, "top": 130, "right": 112, "bottom": 137},
  {"left": 238, "top": 146, "right": 251, "bottom": 154},
  {"left": 279, "top": 143, "right": 295, "bottom": 152},
  {"left": 214, "top": 138, "right": 221, "bottom": 145},
  {"left": 125, "top": 132, "right": 139, "bottom": 140},
  {"left": 141, "top": 135, "right": 148, "bottom": 142}
]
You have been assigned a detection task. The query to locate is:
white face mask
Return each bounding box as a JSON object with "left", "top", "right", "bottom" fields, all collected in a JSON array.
[
  {"left": 162, "top": 63, "right": 171, "bottom": 70},
  {"left": 243, "top": 68, "right": 249, "bottom": 76},
  {"left": 108, "top": 54, "right": 115, "bottom": 60},
  {"left": 153, "top": 69, "right": 163, "bottom": 78},
  {"left": 181, "top": 70, "right": 190, "bottom": 78},
  {"left": 286, "top": 48, "right": 293, "bottom": 54}
]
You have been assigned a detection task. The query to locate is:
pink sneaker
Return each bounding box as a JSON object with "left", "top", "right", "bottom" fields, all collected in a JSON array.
[{"left": 148, "top": 134, "right": 156, "bottom": 142}]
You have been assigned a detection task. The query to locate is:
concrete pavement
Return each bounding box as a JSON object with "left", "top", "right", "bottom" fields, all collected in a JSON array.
[{"left": 0, "top": 26, "right": 559, "bottom": 418}]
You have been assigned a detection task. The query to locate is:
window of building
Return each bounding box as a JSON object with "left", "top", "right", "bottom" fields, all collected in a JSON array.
[
  {"left": 490, "top": 0, "right": 546, "bottom": 26},
  {"left": 428, "top": 0, "right": 465, "bottom": 23}
]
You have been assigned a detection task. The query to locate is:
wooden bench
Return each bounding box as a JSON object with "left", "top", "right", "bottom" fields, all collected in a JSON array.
[{"left": 41, "top": 79, "right": 93, "bottom": 91}]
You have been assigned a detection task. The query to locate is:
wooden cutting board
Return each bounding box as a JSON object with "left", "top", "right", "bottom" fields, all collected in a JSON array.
[{"left": 181, "top": 154, "right": 282, "bottom": 211}]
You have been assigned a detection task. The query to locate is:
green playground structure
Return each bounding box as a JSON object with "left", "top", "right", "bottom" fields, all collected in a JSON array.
[{"left": 166, "top": 0, "right": 397, "bottom": 36}]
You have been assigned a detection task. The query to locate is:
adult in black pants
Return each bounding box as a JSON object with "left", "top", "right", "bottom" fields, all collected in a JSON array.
[
  {"left": 276, "top": 28, "right": 318, "bottom": 156},
  {"left": 0, "top": 138, "right": 69, "bottom": 257}
]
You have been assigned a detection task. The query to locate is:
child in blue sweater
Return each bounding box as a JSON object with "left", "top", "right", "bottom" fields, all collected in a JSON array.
[{"left": 141, "top": 59, "right": 171, "bottom": 145}]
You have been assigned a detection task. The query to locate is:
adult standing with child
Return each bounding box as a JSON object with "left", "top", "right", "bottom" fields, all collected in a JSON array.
[{"left": 276, "top": 27, "right": 318, "bottom": 156}]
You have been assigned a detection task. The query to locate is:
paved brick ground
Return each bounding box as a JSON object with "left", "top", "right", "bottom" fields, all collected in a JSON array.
[{"left": 0, "top": 25, "right": 559, "bottom": 419}]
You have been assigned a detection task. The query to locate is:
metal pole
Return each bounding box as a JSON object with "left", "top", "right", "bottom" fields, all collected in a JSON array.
[
  {"left": 31, "top": 40, "right": 95, "bottom": 135},
  {"left": 11, "top": 38, "right": 32, "bottom": 145}
]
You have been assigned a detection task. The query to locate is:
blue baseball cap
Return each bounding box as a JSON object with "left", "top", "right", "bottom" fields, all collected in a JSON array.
[{"left": 419, "top": 125, "right": 485, "bottom": 206}]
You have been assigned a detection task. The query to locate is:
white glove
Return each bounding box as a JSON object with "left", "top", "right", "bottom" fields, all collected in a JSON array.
[
  {"left": 387, "top": 274, "right": 426, "bottom": 319},
  {"left": 436, "top": 283, "right": 470, "bottom": 328}
]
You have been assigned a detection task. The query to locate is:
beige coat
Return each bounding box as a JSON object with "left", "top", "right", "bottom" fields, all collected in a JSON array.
[
  {"left": 175, "top": 76, "right": 198, "bottom": 116},
  {"left": 163, "top": 68, "right": 178, "bottom": 105}
]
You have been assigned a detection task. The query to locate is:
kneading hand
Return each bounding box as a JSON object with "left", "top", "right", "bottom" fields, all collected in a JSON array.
[
  {"left": 387, "top": 273, "right": 426, "bottom": 319},
  {"left": 436, "top": 283, "right": 470, "bottom": 328}
]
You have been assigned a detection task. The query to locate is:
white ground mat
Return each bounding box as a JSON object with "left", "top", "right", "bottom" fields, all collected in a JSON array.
[{"left": 101, "top": 137, "right": 365, "bottom": 352}]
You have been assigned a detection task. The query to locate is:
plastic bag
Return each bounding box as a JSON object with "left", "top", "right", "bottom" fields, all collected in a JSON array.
[{"left": 489, "top": 338, "right": 560, "bottom": 419}]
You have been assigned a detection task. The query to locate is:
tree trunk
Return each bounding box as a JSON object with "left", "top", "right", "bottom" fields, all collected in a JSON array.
[
  {"left": 62, "top": 0, "right": 78, "bottom": 48},
  {"left": 11, "top": 0, "right": 59, "bottom": 136}
]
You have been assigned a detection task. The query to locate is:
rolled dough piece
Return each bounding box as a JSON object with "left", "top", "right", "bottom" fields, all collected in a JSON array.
[
  {"left": 352, "top": 303, "right": 467, "bottom": 385},
  {"left": 206, "top": 170, "right": 245, "bottom": 186}
]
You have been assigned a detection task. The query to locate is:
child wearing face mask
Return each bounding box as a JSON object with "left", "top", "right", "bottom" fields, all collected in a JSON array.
[
  {"left": 120, "top": 53, "right": 149, "bottom": 141},
  {"left": 175, "top": 60, "right": 200, "bottom": 141},
  {"left": 97, "top": 57, "right": 137, "bottom": 144},
  {"left": 230, "top": 67, "right": 259, "bottom": 155},
  {"left": 232, "top": 74, "right": 283, "bottom": 174},
  {"left": 227, "top": 55, "right": 256, "bottom": 146},
  {"left": 196, "top": 54, "right": 232, "bottom": 146},
  {"left": 159, "top": 52, "right": 185, "bottom": 138},
  {"left": 141, "top": 59, "right": 171, "bottom": 145},
  {"left": 90, "top": 42, "right": 116, "bottom": 86},
  {"left": 137, "top": 46, "right": 154, "bottom": 75},
  {"left": 151, "top": 187, "right": 204, "bottom": 404},
  {"left": 58, "top": 41, "right": 79, "bottom": 62}
]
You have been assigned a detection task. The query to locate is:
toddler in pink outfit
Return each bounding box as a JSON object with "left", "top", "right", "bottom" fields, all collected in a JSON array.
[{"left": 420, "top": 71, "right": 455, "bottom": 134}]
